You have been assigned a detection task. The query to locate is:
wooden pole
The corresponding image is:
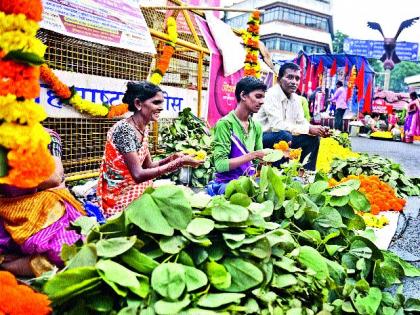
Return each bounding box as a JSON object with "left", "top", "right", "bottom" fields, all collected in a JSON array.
[{"left": 141, "top": 6, "right": 265, "bottom": 13}]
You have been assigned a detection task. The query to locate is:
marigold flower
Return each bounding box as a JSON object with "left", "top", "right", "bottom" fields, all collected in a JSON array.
[
  {"left": 0, "top": 0, "right": 43, "bottom": 22},
  {"left": 273, "top": 140, "right": 289, "bottom": 151},
  {"left": 0, "top": 12, "right": 39, "bottom": 36},
  {"left": 0, "top": 94, "right": 46, "bottom": 125},
  {"left": 68, "top": 92, "right": 109, "bottom": 117},
  {"left": 0, "top": 59, "right": 40, "bottom": 99},
  {"left": 107, "top": 103, "right": 129, "bottom": 118},
  {"left": 0, "top": 271, "right": 52, "bottom": 315},
  {"left": 0, "top": 31, "right": 46, "bottom": 57},
  {"left": 40, "top": 64, "right": 72, "bottom": 99}
]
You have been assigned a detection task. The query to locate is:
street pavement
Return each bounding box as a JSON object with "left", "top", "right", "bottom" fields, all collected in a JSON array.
[{"left": 351, "top": 136, "right": 420, "bottom": 299}]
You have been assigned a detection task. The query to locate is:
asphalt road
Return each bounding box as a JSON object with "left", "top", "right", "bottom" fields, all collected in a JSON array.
[{"left": 351, "top": 136, "right": 420, "bottom": 299}]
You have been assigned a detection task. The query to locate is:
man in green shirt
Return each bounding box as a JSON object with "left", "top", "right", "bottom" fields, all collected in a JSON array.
[{"left": 207, "top": 77, "right": 268, "bottom": 195}]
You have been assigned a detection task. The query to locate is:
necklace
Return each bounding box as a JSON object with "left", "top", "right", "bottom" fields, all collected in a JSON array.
[{"left": 130, "top": 116, "right": 145, "bottom": 136}]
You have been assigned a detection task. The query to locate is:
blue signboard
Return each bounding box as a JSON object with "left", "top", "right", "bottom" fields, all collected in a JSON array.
[{"left": 343, "top": 38, "right": 419, "bottom": 61}]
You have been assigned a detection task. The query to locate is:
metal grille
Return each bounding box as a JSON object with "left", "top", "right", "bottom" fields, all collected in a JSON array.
[{"left": 37, "top": 6, "right": 210, "bottom": 179}]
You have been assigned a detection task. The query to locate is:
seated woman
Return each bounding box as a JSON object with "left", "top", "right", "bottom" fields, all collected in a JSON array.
[
  {"left": 0, "top": 129, "right": 85, "bottom": 277},
  {"left": 207, "top": 77, "right": 268, "bottom": 196},
  {"left": 97, "top": 81, "right": 202, "bottom": 218}
]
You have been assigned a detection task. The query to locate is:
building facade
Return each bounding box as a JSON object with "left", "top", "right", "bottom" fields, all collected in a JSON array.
[{"left": 225, "top": 0, "right": 334, "bottom": 62}]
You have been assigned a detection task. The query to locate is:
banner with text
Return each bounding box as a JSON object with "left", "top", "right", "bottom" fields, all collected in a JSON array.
[
  {"left": 36, "top": 70, "right": 204, "bottom": 118},
  {"left": 41, "top": 0, "right": 156, "bottom": 54}
]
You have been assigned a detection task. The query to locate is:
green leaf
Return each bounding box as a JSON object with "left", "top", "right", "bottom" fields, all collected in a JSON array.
[
  {"left": 126, "top": 194, "right": 174, "bottom": 236},
  {"left": 298, "top": 230, "right": 322, "bottom": 244},
  {"left": 315, "top": 207, "right": 345, "bottom": 229},
  {"left": 159, "top": 235, "right": 188, "bottom": 254},
  {"left": 71, "top": 216, "right": 98, "bottom": 236},
  {"left": 297, "top": 246, "right": 329, "bottom": 280},
  {"left": 43, "top": 267, "right": 101, "bottom": 304},
  {"left": 6, "top": 50, "right": 45, "bottom": 65},
  {"left": 65, "top": 244, "right": 97, "bottom": 269},
  {"left": 349, "top": 190, "right": 371, "bottom": 212},
  {"left": 86, "top": 294, "right": 114, "bottom": 312},
  {"left": 154, "top": 295, "right": 191, "bottom": 315},
  {"left": 263, "top": 149, "right": 284, "bottom": 162},
  {"left": 96, "top": 259, "right": 140, "bottom": 288},
  {"left": 248, "top": 200, "right": 274, "bottom": 217},
  {"left": 186, "top": 218, "right": 215, "bottom": 237},
  {"left": 271, "top": 274, "right": 298, "bottom": 288},
  {"left": 120, "top": 248, "right": 159, "bottom": 274},
  {"left": 188, "top": 193, "right": 212, "bottom": 208},
  {"left": 206, "top": 260, "right": 231, "bottom": 290},
  {"left": 329, "top": 179, "right": 360, "bottom": 196},
  {"left": 197, "top": 293, "right": 245, "bottom": 308},
  {"left": 354, "top": 287, "right": 382, "bottom": 314},
  {"left": 267, "top": 167, "right": 285, "bottom": 206},
  {"left": 382, "top": 251, "right": 420, "bottom": 277},
  {"left": 347, "top": 214, "right": 366, "bottom": 230},
  {"left": 184, "top": 265, "right": 208, "bottom": 291},
  {"left": 96, "top": 236, "right": 136, "bottom": 258},
  {"left": 211, "top": 198, "right": 249, "bottom": 223},
  {"left": 309, "top": 181, "right": 329, "bottom": 195},
  {"left": 349, "top": 240, "right": 373, "bottom": 259},
  {"left": 152, "top": 185, "right": 193, "bottom": 229},
  {"left": 0, "top": 146, "right": 8, "bottom": 177},
  {"left": 151, "top": 263, "right": 186, "bottom": 300},
  {"left": 405, "top": 298, "right": 420, "bottom": 313},
  {"left": 240, "top": 237, "right": 271, "bottom": 259},
  {"left": 223, "top": 258, "right": 263, "bottom": 292},
  {"left": 325, "top": 244, "right": 345, "bottom": 256},
  {"left": 117, "top": 306, "right": 139, "bottom": 315},
  {"left": 328, "top": 195, "right": 350, "bottom": 207}
]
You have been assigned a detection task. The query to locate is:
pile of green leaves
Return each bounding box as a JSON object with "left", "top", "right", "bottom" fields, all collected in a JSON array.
[
  {"left": 329, "top": 154, "right": 420, "bottom": 196},
  {"left": 158, "top": 108, "right": 214, "bottom": 187},
  {"left": 330, "top": 130, "right": 351, "bottom": 149},
  {"left": 41, "top": 166, "right": 420, "bottom": 314}
]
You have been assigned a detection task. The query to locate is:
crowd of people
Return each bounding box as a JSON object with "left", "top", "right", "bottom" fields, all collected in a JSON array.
[{"left": 1, "top": 62, "right": 419, "bottom": 277}]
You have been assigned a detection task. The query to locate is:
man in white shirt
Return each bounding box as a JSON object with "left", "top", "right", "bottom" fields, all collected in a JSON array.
[{"left": 254, "top": 62, "right": 329, "bottom": 170}]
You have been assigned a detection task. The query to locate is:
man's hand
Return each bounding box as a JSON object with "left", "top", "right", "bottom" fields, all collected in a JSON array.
[
  {"left": 250, "top": 150, "right": 267, "bottom": 160},
  {"left": 309, "top": 125, "right": 330, "bottom": 137}
]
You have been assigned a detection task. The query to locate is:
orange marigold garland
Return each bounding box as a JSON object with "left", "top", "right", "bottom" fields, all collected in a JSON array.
[
  {"left": 0, "top": 271, "right": 52, "bottom": 315},
  {"left": 149, "top": 16, "right": 178, "bottom": 85},
  {"left": 242, "top": 11, "right": 261, "bottom": 78},
  {"left": 40, "top": 64, "right": 71, "bottom": 99},
  {"left": 0, "top": 0, "right": 43, "bottom": 22},
  {"left": 0, "top": 0, "right": 55, "bottom": 188}
]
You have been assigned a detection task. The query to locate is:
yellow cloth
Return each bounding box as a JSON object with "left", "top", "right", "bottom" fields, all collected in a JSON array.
[{"left": 0, "top": 188, "right": 85, "bottom": 244}]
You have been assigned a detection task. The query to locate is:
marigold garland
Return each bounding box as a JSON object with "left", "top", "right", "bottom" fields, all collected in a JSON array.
[
  {"left": 0, "top": 94, "right": 46, "bottom": 125},
  {"left": 149, "top": 16, "right": 178, "bottom": 85},
  {"left": 0, "top": 0, "right": 43, "bottom": 22},
  {"left": 0, "top": 271, "right": 52, "bottom": 315},
  {"left": 107, "top": 103, "right": 129, "bottom": 118},
  {"left": 40, "top": 64, "right": 72, "bottom": 99},
  {"left": 0, "top": 30, "right": 46, "bottom": 57},
  {"left": 0, "top": 0, "right": 54, "bottom": 188},
  {"left": 0, "top": 59, "right": 40, "bottom": 98},
  {"left": 242, "top": 11, "right": 261, "bottom": 78},
  {"left": 68, "top": 93, "right": 109, "bottom": 117}
]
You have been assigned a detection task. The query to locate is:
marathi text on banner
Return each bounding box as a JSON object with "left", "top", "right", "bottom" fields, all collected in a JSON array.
[
  {"left": 41, "top": 0, "right": 156, "bottom": 54},
  {"left": 36, "top": 70, "right": 205, "bottom": 118}
]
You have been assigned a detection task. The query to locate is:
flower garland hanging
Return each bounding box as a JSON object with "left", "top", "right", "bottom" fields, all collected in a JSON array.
[
  {"left": 149, "top": 16, "right": 178, "bottom": 85},
  {"left": 0, "top": 0, "right": 56, "bottom": 188},
  {"left": 242, "top": 11, "right": 261, "bottom": 78},
  {"left": 39, "top": 63, "right": 129, "bottom": 118}
]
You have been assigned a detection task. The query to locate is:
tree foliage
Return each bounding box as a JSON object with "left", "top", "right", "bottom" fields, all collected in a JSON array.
[{"left": 333, "top": 30, "right": 349, "bottom": 53}]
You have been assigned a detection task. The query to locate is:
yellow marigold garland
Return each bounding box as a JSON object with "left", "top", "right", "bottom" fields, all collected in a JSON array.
[
  {"left": 241, "top": 11, "right": 261, "bottom": 78},
  {"left": 39, "top": 63, "right": 128, "bottom": 118},
  {"left": 0, "top": 0, "right": 55, "bottom": 188},
  {"left": 0, "top": 94, "right": 46, "bottom": 125},
  {"left": 149, "top": 16, "right": 178, "bottom": 85}
]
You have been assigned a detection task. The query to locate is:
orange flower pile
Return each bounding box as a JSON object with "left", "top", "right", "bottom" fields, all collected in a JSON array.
[
  {"left": 0, "top": 271, "right": 52, "bottom": 315},
  {"left": 0, "top": 0, "right": 43, "bottom": 22},
  {"left": 107, "top": 103, "right": 129, "bottom": 118},
  {"left": 0, "top": 60, "right": 40, "bottom": 98},
  {"left": 40, "top": 64, "right": 71, "bottom": 99},
  {"left": 289, "top": 148, "right": 302, "bottom": 160},
  {"left": 336, "top": 175, "right": 406, "bottom": 214}
]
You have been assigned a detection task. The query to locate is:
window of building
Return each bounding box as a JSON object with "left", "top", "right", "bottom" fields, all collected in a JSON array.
[
  {"left": 261, "top": 6, "right": 330, "bottom": 32},
  {"left": 262, "top": 37, "right": 327, "bottom": 54}
]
